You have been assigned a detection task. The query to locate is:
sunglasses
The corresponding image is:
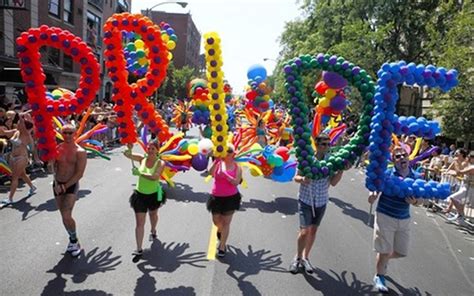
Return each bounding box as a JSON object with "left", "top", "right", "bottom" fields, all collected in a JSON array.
[
  {"left": 227, "top": 149, "right": 235, "bottom": 154},
  {"left": 394, "top": 153, "right": 408, "bottom": 160},
  {"left": 318, "top": 142, "right": 330, "bottom": 147},
  {"left": 62, "top": 131, "right": 74, "bottom": 135}
]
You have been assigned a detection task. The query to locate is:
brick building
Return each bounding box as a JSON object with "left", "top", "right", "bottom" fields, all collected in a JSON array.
[
  {"left": 145, "top": 10, "right": 201, "bottom": 71},
  {"left": 0, "top": 0, "right": 131, "bottom": 107}
]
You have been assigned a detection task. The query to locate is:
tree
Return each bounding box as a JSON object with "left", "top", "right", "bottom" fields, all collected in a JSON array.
[
  {"left": 277, "top": 0, "right": 473, "bottom": 144},
  {"left": 171, "top": 66, "right": 196, "bottom": 99},
  {"left": 430, "top": 1, "right": 474, "bottom": 146}
]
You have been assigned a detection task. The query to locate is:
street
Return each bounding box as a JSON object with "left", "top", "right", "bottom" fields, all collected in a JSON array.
[{"left": 1, "top": 130, "right": 473, "bottom": 296}]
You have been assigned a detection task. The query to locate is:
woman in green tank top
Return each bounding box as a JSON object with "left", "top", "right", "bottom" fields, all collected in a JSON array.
[{"left": 123, "top": 140, "right": 165, "bottom": 261}]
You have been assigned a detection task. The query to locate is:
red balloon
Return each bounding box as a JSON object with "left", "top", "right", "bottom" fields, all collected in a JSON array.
[
  {"left": 314, "top": 81, "right": 329, "bottom": 95},
  {"left": 275, "top": 146, "right": 290, "bottom": 162},
  {"left": 246, "top": 90, "right": 257, "bottom": 100}
]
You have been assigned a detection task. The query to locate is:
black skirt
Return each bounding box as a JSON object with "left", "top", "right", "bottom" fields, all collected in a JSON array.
[
  {"left": 130, "top": 189, "right": 166, "bottom": 213},
  {"left": 207, "top": 192, "right": 241, "bottom": 214}
]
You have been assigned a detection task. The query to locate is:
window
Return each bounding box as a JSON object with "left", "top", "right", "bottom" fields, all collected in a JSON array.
[
  {"left": 86, "top": 11, "right": 102, "bottom": 48},
  {"left": 48, "top": 0, "right": 60, "bottom": 17},
  {"left": 49, "top": 48, "right": 60, "bottom": 67},
  {"left": 63, "top": 54, "right": 73, "bottom": 72},
  {"left": 63, "top": 0, "right": 74, "bottom": 24}
]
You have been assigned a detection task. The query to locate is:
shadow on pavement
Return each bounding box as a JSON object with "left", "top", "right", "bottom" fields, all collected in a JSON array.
[
  {"left": 302, "top": 268, "right": 377, "bottom": 295},
  {"left": 385, "top": 276, "right": 429, "bottom": 296},
  {"left": 240, "top": 197, "right": 298, "bottom": 215},
  {"left": 134, "top": 239, "right": 206, "bottom": 295},
  {"left": 41, "top": 246, "right": 121, "bottom": 296},
  {"left": 165, "top": 182, "right": 208, "bottom": 204},
  {"left": 329, "top": 197, "right": 372, "bottom": 227},
  {"left": 220, "top": 245, "right": 287, "bottom": 296},
  {"left": 11, "top": 189, "right": 92, "bottom": 221}
]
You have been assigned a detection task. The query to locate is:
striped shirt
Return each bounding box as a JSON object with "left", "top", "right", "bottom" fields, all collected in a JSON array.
[
  {"left": 376, "top": 168, "right": 416, "bottom": 219},
  {"left": 298, "top": 177, "right": 330, "bottom": 207}
]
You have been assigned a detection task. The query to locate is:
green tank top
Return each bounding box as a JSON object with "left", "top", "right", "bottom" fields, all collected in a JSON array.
[{"left": 136, "top": 157, "right": 161, "bottom": 194}]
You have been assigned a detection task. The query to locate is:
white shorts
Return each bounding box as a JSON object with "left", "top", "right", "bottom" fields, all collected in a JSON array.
[
  {"left": 373, "top": 212, "right": 410, "bottom": 256},
  {"left": 448, "top": 185, "right": 467, "bottom": 203}
]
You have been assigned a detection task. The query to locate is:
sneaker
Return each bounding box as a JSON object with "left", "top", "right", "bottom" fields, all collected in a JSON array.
[
  {"left": 447, "top": 213, "right": 460, "bottom": 221},
  {"left": 300, "top": 258, "right": 315, "bottom": 274},
  {"left": 67, "top": 242, "right": 81, "bottom": 257},
  {"left": 0, "top": 199, "right": 12, "bottom": 206},
  {"left": 132, "top": 249, "right": 143, "bottom": 263},
  {"left": 217, "top": 249, "right": 226, "bottom": 258},
  {"left": 29, "top": 186, "right": 37, "bottom": 195},
  {"left": 373, "top": 275, "right": 389, "bottom": 293},
  {"left": 149, "top": 232, "right": 157, "bottom": 242},
  {"left": 289, "top": 258, "right": 301, "bottom": 274}
]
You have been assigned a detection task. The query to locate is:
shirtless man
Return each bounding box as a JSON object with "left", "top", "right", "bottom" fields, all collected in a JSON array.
[{"left": 53, "top": 124, "right": 87, "bottom": 257}]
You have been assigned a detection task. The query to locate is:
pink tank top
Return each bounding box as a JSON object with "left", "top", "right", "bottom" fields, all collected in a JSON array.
[{"left": 211, "top": 162, "right": 239, "bottom": 197}]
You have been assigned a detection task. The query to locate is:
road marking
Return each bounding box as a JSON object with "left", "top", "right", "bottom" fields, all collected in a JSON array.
[{"left": 207, "top": 224, "right": 218, "bottom": 260}]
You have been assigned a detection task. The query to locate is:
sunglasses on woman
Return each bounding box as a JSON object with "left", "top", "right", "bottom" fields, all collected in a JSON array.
[
  {"left": 62, "top": 131, "right": 74, "bottom": 135},
  {"left": 318, "top": 142, "right": 330, "bottom": 147}
]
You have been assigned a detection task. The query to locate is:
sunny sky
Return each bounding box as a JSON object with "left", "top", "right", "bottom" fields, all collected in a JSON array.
[{"left": 131, "top": 0, "right": 303, "bottom": 94}]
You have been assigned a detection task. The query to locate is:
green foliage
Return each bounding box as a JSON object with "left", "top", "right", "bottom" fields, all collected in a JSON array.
[
  {"left": 277, "top": 0, "right": 473, "bottom": 143},
  {"left": 171, "top": 66, "right": 197, "bottom": 99}
]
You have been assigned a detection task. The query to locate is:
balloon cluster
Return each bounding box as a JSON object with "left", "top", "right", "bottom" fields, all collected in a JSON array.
[
  {"left": 204, "top": 32, "right": 228, "bottom": 157},
  {"left": 366, "top": 61, "right": 458, "bottom": 198},
  {"left": 258, "top": 146, "right": 296, "bottom": 182},
  {"left": 284, "top": 54, "right": 373, "bottom": 179},
  {"left": 189, "top": 78, "right": 211, "bottom": 125},
  {"left": 16, "top": 25, "right": 100, "bottom": 161},
  {"left": 382, "top": 177, "right": 451, "bottom": 199},
  {"left": 312, "top": 72, "right": 349, "bottom": 136},
  {"left": 245, "top": 64, "right": 273, "bottom": 112},
  {"left": 103, "top": 13, "right": 171, "bottom": 144},
  {"left": 393, "top": 115, "right": 440, "bottom": 139},
  {"left": 122, "top": 22, "right": 176, "bottom": 77}
]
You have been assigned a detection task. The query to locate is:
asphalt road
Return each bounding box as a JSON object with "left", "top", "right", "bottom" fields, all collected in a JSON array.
[{"left": 1, "top": 129, "right": 473, "bottom": 296}]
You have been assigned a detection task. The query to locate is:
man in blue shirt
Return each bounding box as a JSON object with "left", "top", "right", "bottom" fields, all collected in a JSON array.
[
  {"left": 289, "top": 134, "right": 348, "bottom": 274},
  {"left": 368, "top": 146, "right": 422, "bottom": 292}
]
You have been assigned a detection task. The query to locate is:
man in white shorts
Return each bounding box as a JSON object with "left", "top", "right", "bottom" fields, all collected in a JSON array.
[{"left": 368, "top": 146, "right": 422, "bottom": 292}]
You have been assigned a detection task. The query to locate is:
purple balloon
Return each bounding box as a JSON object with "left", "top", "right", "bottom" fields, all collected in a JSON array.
[
  {"left": 322, "top": 71, "right": 347, "bottom": 89},
  {"left": 191, "top": 154, "right": 209, "bottom": 171},
  {"left": 329, "top": 95, "right": 346, "bottom": 111}
]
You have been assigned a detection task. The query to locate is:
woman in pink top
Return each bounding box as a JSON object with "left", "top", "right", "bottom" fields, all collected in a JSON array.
[{"left": 207, "top": 144, "right": 242, "bottom": 258}]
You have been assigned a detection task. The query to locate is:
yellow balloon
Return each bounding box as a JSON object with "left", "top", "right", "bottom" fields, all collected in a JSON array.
[
  {"left": 134, "top": 39, "right": 144, "bottom": 49},
  {"left": 167, "top": 52, "right": 173, "bottom": 61},
  {"left": 138, "top": 57, "right": 147, "bottom": 65},
  {"left": 161, "top": 34, "right": 169, "bottom": 43},
  {"left": 167, "top": 40, "right": 176, "bottom": 50},
  {"left": 319, "top": 97, "right": 330, "bottom": 108},
  {"left": 250, "top": 168, "right": 260, "bottom": 177},
  {"left": 188, "top": 143, "right": 199, "bottom": 155},
  {"left": 325, "top": 89, "right": 336, "bottom": 99}
]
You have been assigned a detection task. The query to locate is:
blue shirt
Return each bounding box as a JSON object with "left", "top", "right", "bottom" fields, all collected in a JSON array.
[{"left": 376, "top": 168, "right": 416, "bottom": 220}]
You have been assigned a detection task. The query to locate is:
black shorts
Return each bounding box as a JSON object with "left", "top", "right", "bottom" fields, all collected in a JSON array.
[
  {"left": 299, "top": 202, "right": 326, "bottom": 227},
  {"left": 130, "top": 190, "right": 166, "bottom": 213},
  {"left": 207, "top": 192, "right": 241, "bottom": 214},
  {"left": 53, "top": 181, "right": 79, "bottom": 197}
]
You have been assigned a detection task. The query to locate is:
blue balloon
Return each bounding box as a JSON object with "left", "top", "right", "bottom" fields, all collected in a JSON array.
[{"left": 247, "top": 64, "right": 267, "bottom": 80}]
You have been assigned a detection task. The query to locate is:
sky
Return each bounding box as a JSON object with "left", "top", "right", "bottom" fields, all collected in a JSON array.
[{"left": 131, "top": 0, "right": 302, "bottom": 94}]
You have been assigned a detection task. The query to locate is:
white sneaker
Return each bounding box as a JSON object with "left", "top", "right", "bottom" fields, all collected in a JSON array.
[
  {"left": 300, "top": 258, "right": 315, "bottom": 274},
  {"left": 373, "top": 275, "right": 389, "bottom": 292},
  {"left": 447, "top": 213, "right": 459, "bottom": 221},
  {"left": 66, "top": 242, "right": 81, "bottom": 257}
]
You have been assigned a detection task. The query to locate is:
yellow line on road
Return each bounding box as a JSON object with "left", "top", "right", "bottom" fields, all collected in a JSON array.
[{"left": 207, "top": 224, "right": 217, "bottom": 260}]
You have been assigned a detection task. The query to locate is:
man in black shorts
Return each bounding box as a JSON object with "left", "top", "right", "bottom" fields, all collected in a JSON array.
[{"left": 53, "top": 125, "right": 87, "bottom": 257}]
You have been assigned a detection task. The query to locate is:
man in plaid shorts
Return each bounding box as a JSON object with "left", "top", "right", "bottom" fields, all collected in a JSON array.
[{"left": 289, "top": 134, "right": 349, "bottom": 274}]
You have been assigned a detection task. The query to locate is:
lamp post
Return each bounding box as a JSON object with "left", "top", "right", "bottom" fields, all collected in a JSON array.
[
  {"left": 263, "top": 58, "right": 277, "bottom": 62},
  {"left": 145, "top": 1, "right": 188, "bottom": 17}
]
